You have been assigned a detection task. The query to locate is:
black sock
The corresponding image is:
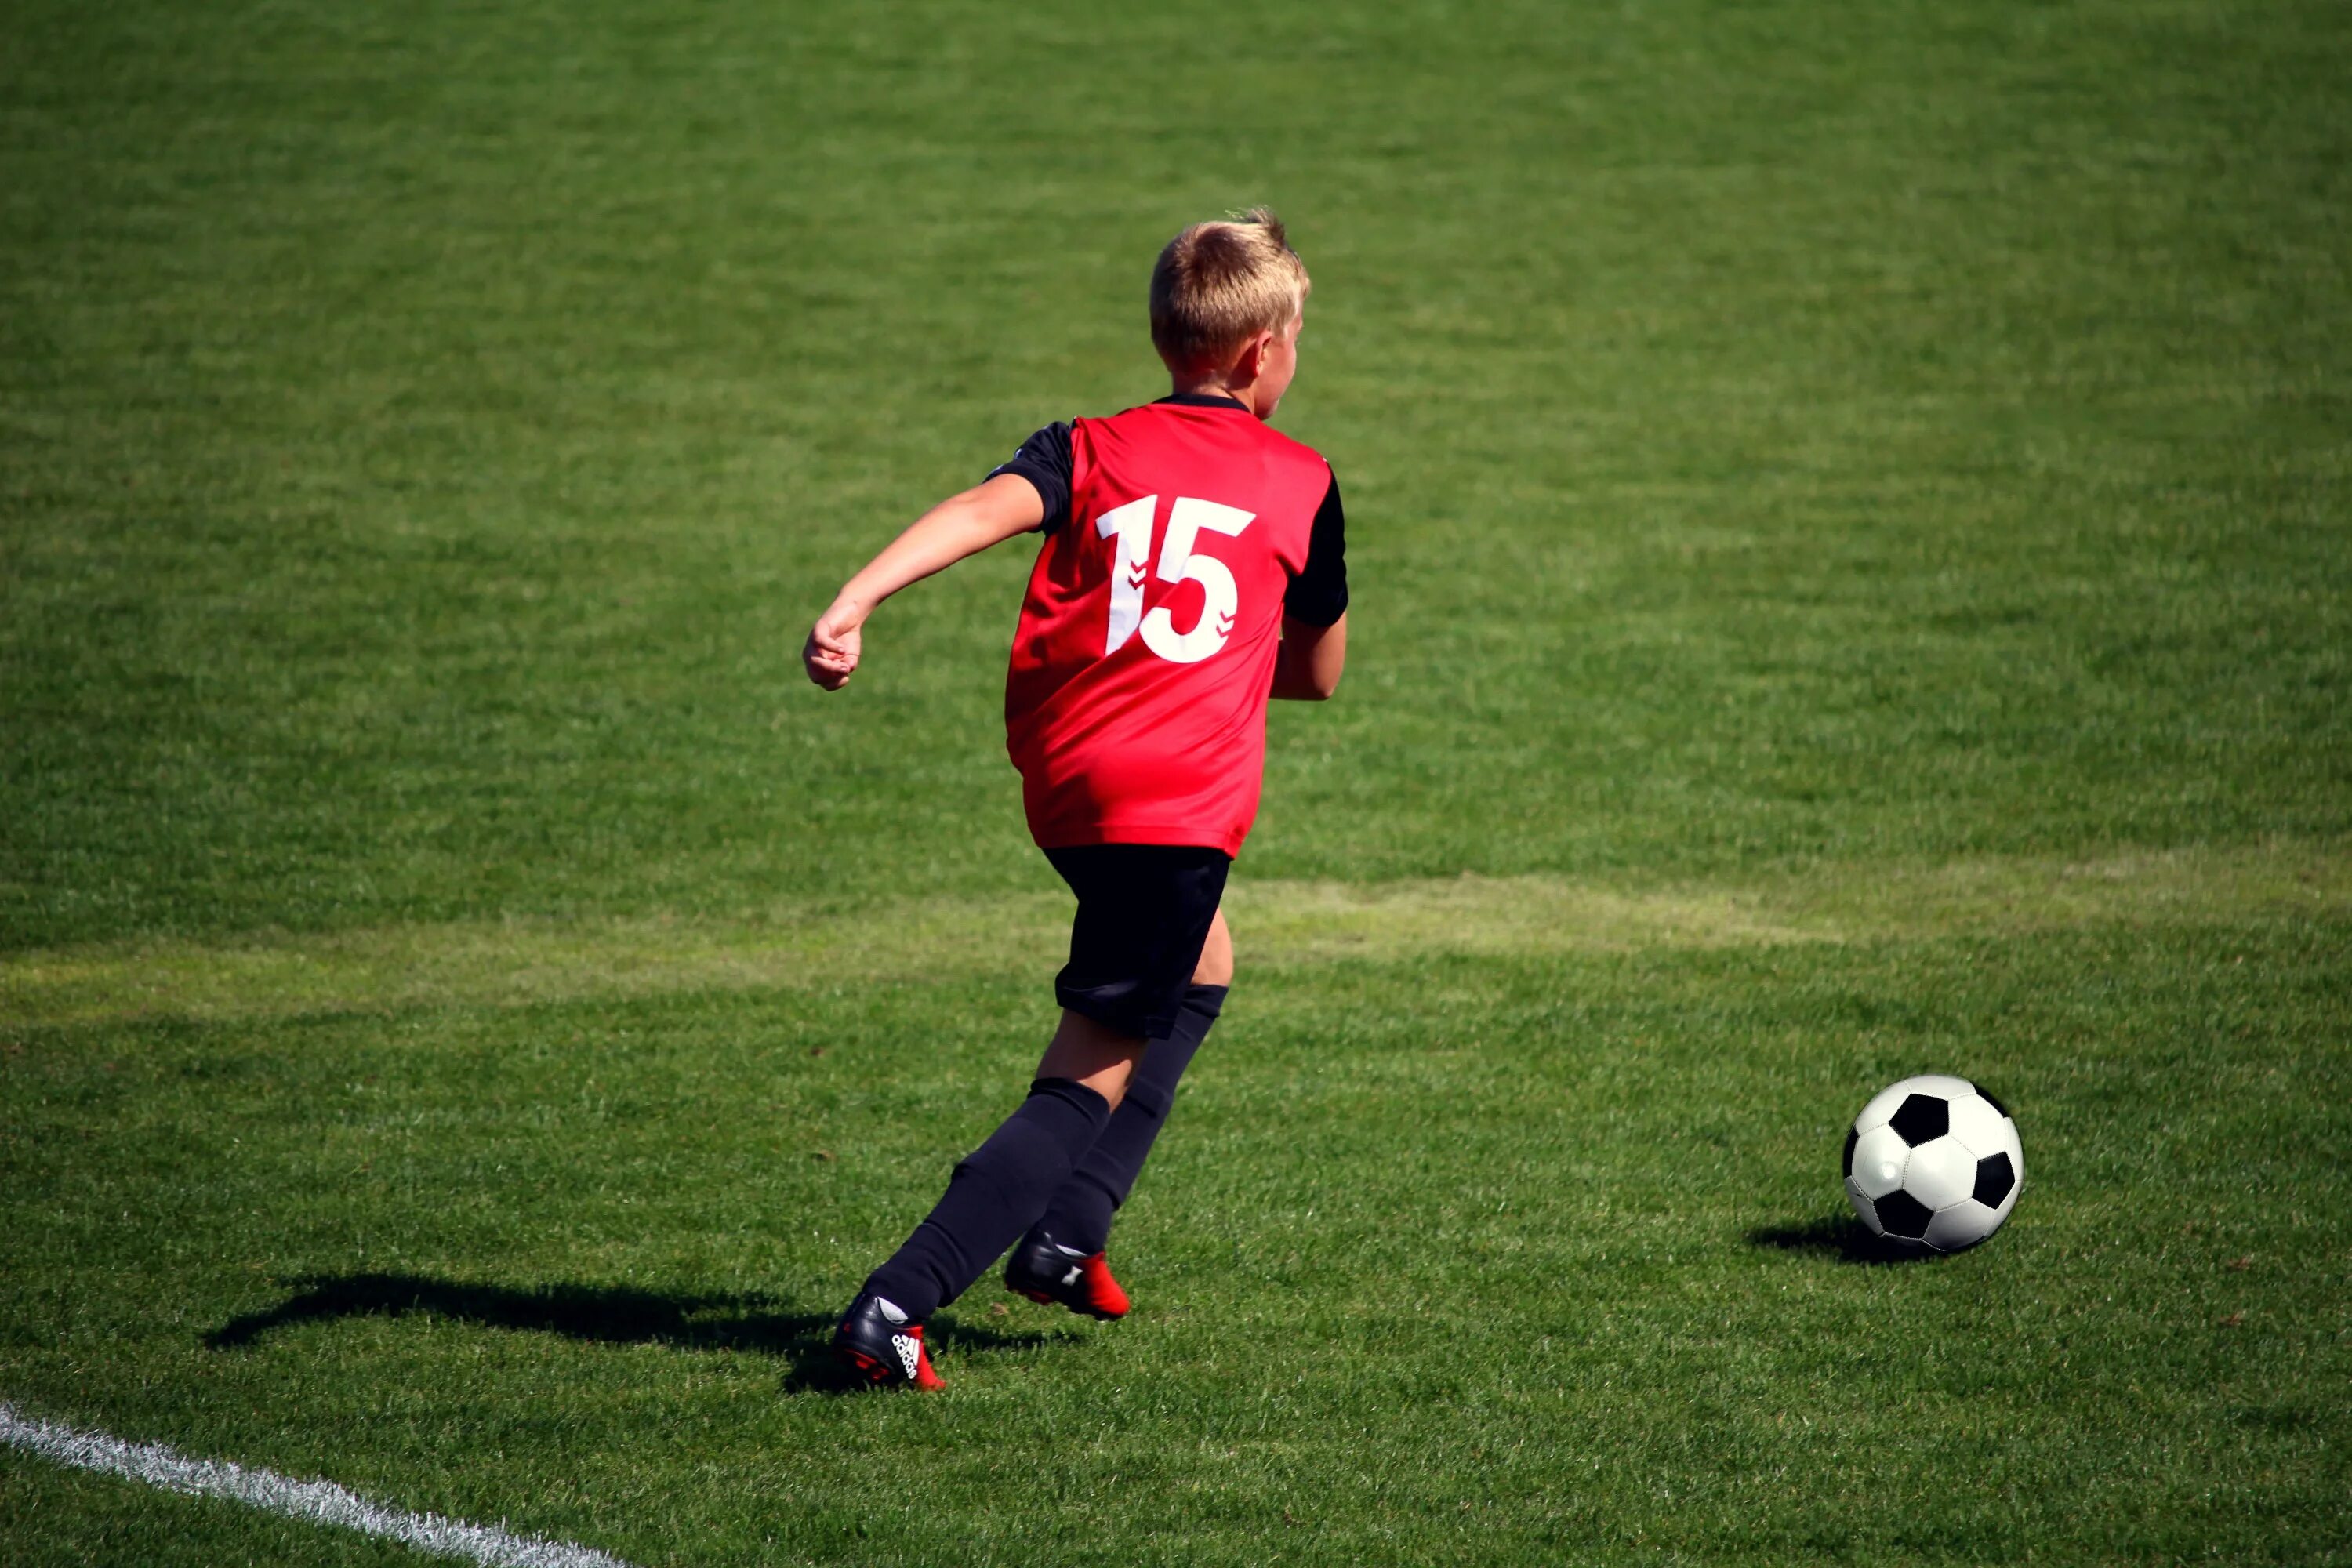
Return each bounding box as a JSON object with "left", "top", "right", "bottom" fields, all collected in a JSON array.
[
  {"left": 1029, "top": 984, "right": 1226, "bottom": 1258},
  {"left": 861, "top": 1076, "right": 1112, "bottom": 1322}
]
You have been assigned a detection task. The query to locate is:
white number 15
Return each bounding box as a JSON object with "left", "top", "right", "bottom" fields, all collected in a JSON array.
[{"left": 1094, "top": 494, "right": 1255, "bottom": 664}]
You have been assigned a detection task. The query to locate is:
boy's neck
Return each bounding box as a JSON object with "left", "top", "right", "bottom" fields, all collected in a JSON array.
[{"left": 1167, "top": 372, "right": 1262, "bottom": 418}]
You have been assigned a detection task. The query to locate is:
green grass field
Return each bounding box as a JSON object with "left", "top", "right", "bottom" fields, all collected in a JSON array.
[{"left": 4, "top": 0, "right": 2348, "bottom": 1563}]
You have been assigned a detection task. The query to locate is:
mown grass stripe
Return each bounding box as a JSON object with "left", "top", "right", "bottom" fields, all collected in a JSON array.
[
  {"left": 0, "top": 1402, "right": 633, "bottom": 1568},
  {"left": 2, "top": 841, "right": 2341, "bottom": 1029}
]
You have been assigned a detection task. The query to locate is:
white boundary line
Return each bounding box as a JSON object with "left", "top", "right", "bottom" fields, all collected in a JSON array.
[{"left": 1, "top": 1401, "right": 634, "bottom": 1568}]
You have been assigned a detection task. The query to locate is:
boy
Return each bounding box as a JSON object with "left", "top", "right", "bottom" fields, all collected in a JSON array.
[{"left": 802, "top": 209, "right": 1348, "bottom": 1389}]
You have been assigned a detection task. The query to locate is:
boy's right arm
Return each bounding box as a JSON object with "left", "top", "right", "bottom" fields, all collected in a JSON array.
[{"left": 803, "top": 474, "right": 1046, "bottom": 691}]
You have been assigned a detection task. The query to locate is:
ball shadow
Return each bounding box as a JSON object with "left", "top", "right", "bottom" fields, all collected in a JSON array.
[{"left": 1746, "top": 1215, "right": 1939, "bottom": 1265}]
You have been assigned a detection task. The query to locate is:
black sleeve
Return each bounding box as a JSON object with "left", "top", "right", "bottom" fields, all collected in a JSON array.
[
  {"left": 987, "top": 422, "right": 1074, "bottom": 532},
  {"left": 1283, "top": 470, "right": 1349, "bottom": 626}
]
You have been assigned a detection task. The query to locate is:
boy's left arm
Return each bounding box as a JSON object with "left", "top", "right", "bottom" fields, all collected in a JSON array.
[
  {"left": 804, "top": 474, "right": 1044, "bottom": 691},
  {"left": 1271, "top": 612, "right": 1347, "bottom": 700}
]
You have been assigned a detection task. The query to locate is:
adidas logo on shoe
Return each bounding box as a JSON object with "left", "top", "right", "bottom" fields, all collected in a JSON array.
[{"left": 832, "top": 1294, "right": 946, "bottom": 1390}]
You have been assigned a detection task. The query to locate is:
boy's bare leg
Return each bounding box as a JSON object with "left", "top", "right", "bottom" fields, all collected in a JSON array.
[
  {"left": 1192, "top": 908, "right": 1235, "bottom": 986},
  {"left": 1036, "top": 1009, "right": 1149, "bottom": 1109}
]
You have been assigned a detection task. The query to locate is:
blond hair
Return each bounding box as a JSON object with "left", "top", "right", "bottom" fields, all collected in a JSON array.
[{"left": 1149, "top": 207, "right": 1310, "bottom": 372}]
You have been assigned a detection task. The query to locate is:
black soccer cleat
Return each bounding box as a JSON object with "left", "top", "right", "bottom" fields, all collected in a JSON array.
[
  {"left": 832, "top": 1294, "right": 945, "bottom": 1390},
  {"left": 1004, "top": 1229, "right": 1131, "bottom": 1321}
]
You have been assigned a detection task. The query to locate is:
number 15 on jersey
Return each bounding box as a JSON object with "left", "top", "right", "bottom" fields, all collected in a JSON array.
[{"left": 1094, "top": 495, "right": 1255, "bottom": 665}]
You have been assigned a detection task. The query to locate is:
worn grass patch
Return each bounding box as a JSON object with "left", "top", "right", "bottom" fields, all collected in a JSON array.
[{"left": 7, "top": 840, "right": 2342, "bottom": 1028}]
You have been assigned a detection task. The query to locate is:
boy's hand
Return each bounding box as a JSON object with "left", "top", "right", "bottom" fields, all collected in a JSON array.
[
  {"left": 800, "top": 477, "right": 1044, "bottom": 693},
  {"left": 803, "top": 600, "right": 864, "bottom": 690}
]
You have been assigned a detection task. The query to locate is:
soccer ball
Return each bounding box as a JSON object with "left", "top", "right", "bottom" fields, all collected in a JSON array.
[{"left": 1842, "top": 1075, "right": 2023, "bottom": 1252}]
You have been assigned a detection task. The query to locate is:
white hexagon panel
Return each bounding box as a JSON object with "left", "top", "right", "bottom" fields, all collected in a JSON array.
[
  {"left": 1945, "top": 1092, "right": 2011, "bottom": 1158},
  {"left": 1903, "top": 1135, "right": 1978, "bottom": 1210}
]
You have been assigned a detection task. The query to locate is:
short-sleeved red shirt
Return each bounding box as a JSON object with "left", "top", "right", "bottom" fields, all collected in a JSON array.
[{"left": 995, "top": 396, "right": 1344, "bottom": 856}]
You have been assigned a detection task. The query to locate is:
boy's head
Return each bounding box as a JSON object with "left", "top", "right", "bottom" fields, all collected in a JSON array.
[{"left": 1150, "top": 208, "right": 1310, "bottom": 414}]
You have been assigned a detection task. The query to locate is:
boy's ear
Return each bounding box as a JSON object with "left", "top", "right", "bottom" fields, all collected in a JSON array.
[{"left": 1230, "top": 328, "right": 1273, "bottom": 383}]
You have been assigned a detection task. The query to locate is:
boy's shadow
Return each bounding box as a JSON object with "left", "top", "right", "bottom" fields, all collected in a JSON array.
[
  {"left": 206, "top": 1272, "right": 1064, "bottom": 1392},
  {"left": 1746, "top": 1215, "right": 1936, "bottom": 1265}
]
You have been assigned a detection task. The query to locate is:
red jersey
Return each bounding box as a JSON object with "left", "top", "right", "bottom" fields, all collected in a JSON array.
[{"left": 991, "top": 395, "right": 1348, "bottom": 857}]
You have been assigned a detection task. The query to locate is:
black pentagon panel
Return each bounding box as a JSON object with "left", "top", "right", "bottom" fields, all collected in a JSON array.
[
  {"left": 1888, "top": 1093, "right": 1949, "bottom": 1148},
  {"left": 1973, "top": 1151, "right": 2016, "bottom": 1207},
  {"left": 1874, "top": 1189, "right": 1933, "bottom": 1240},
  {"left": 1842, "top": 1127, "right": 1858, "bottom": 1178},
  {"left": 1976, "top": 1084, "right": 2012, "bottom": 1120}
]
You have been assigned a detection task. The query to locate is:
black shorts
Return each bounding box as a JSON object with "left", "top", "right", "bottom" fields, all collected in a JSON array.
[{"left": 1044, "top": 844, "right": 1232, "bottom": 1040}]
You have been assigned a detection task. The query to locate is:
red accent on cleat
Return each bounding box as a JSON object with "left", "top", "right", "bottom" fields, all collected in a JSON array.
[
  {"left": 1072, "top": 1252, "right": 1131, "bottom": 1319},
  {"left": 1013, "top": 1250, "right": 1129, "bottom": 1320},
  {"left": 1004, "top": 1232, "right": 1133, "bottom": 1321}
]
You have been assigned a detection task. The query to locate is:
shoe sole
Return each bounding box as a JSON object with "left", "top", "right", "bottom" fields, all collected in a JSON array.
[
  {"left": 836, "top": 1345, "right": 938, "bottom": 1388},
  {"left": 1009, "top": 1283, "right": 1127, "bottom": 1322}
]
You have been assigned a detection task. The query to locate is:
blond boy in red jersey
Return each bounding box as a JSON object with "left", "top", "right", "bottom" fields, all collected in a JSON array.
[{"left": 804, "top": 210, "right": 1347, "bottom": 1388}]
